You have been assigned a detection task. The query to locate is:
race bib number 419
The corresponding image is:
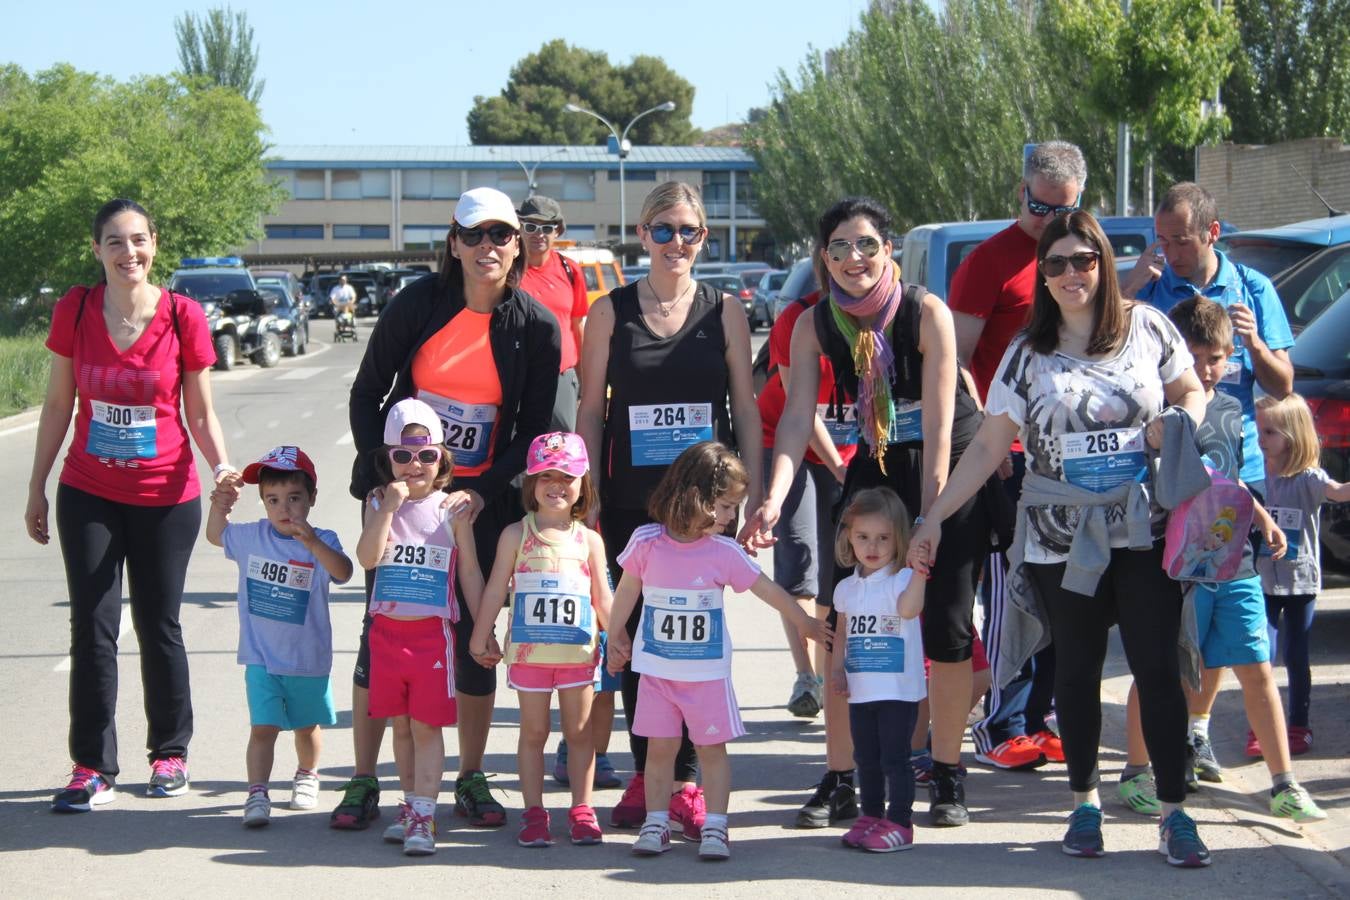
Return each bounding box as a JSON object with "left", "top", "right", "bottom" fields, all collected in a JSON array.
[{"left": 511, "top": 572, "right": 594, "bottom": 645}]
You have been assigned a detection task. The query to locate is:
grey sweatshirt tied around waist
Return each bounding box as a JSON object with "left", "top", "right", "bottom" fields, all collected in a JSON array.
[{"left": 996, "top": 407, "right": 1211, "bottom": 691}]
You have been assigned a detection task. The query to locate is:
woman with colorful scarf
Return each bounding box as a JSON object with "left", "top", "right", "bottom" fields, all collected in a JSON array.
[{"left": 749, "top": 196, "right": 989, "bottom": 829}]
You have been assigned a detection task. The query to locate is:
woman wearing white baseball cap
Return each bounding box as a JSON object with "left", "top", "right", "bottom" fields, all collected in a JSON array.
[{"left": 343, "top": 186, "right": 561, "bottom": 832}]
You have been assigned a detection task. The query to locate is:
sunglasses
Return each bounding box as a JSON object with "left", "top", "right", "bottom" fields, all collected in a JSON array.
[
  {"left": 644, "top": 223, "right": 706, "bottom": 245},
  {"left": 456, "top": 224, "right": 517, "bottom": 247},
  {"left": 1040, "top": 251, "right": 1101, "bottom": 277},
  {"left": 1024, "top": 186, "right": 1082, "bottom": 218},
  {"left": 826, "top": 236, "right": 883, "bottom": 262},
  {"left": 388, "top": 446, "right": 443, "bottom": 465},
  {"left": 522, "top": 222, "right": 559, "bottom": 235}
]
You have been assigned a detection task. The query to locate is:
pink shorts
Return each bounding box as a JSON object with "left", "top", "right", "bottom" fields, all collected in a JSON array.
[
  {"left": 633, "top": 674, "right": 745, "bottom": 745},
  {"left": 508, "top": 663, "right": 595, "bottom": 693},
  {"left": 923, "top": 632, "right": 990, "bottom": 678},
  {"left": 368, "top": 615, "right": 458, "bottom": 726}
]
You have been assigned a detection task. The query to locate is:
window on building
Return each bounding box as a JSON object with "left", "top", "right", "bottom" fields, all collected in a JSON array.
[
  {"left": 607, "top": 169, "right": 657, "bottom": 182},
  {"left": 402, "top": 169, "right": 461, "bottom": 199},
  {"left": 265, "top": 224, "right": 324, "bottom": 239},
  {"left": 331, "top": 168, "right": 390, "bottom": 199},
  {"left": 736, "top": 176, "right": 758, "bottom": 218},
  {"left": 565, "top": 225, "right": 597, "bottom": 241},
  {"left": 333, "top": 224, "right": 391, "bottom": 240},
  {"left": 403, "top": 225, "right": 448, "bottom": 251},
  {"left": 273, "top": 169, "right": 325, "bottom": 200},
  {"left": 702, "top": 172, "right": 731, "bottom": 218}
]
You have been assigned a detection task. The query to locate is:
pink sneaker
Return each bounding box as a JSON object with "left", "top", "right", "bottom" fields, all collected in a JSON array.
[
  {"left": 517, "top": 805, "right": 552, "bottom": 847},
  {"left": 669, "top": 784, "right": 706, "bottom": 840},
  {"left": 1287, "top": 725, "right": 1313, "bottom": 755},
  {"left": 1245, "top": 730, "right": 1263, "bottom": 758},
  {"left": 610, "top": 773, "right": 646, "bottom": 828},
  {"left": 840, "top": 815, "right": 880, "bottom": 848},
  {"left": 569, "top": 804, "right": 603, "bottom": 845},
  {"left": 860, "top": 818, "right": 914, "bottom": 853}
]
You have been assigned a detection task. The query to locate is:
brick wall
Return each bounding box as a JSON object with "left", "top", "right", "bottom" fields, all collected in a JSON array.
[{"left": 1197, "top": 138, "right": 1350, "bottom": 229}]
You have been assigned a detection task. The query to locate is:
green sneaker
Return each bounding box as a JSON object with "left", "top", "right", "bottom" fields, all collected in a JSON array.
[
  {"left": 1118, "top": 770, "right": 1162, "bottom": 816},
  {"left": 329, "top": 775, "right": 380, "bottom": 830},
  {"left": 455, "top": 770, "right": 506, "bottom": 827},
  {"left": 1270, "top": 783, "right": 1327, "bottom": 823}
]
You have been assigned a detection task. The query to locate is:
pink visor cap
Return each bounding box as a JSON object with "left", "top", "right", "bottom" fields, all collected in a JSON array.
[
  {"left": 383, "top": 397, "right": 445, "bottom": 446},
  {"left": 526, "top": 432, "right": 589, "bottom": 477}
]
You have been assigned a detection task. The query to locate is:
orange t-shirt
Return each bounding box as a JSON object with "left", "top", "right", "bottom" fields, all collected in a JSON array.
[{"left": 411, "top": 310, "right": 502, "bottom": 478}]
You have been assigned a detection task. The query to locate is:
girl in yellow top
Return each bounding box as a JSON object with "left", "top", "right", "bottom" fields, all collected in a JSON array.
[{"left": 471, "top": 432, "right": 613, "bottom": 848}]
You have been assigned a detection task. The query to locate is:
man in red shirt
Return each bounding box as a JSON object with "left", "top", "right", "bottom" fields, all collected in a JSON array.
[
  {"left": 947, "top": 140, "right": 1086, "bottom": 772},
  {"left": 517, "top": 195, "right": 590, "bottom": 432}
]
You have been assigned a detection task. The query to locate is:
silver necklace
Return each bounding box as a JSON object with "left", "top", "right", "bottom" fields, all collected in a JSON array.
[{"left": 647, "top": 276, "right": 692, "bottom": 317}]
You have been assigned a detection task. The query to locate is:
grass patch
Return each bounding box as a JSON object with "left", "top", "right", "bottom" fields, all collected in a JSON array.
[{"left": 0, "top": 335, "right": 50, "bottom": 418}]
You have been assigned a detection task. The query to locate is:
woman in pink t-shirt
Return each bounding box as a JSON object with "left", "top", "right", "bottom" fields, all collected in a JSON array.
[{"left": 25, "top": 199, "right": 235, "bottom": 814}]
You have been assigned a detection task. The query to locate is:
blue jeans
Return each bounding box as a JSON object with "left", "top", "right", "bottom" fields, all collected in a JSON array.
[
  {"left": 1265, "top": 593, "right": 1316, "bottom": 727},
  {"left": 849, "top": 700, "right": 920, "bottom": 826}
]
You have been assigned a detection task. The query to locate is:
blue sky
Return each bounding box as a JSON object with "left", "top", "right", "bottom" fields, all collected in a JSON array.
[{"left": 9, "top": 1, "right": 868, "bottom": 146}]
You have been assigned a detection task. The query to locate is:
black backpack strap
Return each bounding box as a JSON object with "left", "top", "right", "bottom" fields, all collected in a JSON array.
[
  {"left": 558, "top": 253, "right": 576, "bottom": 286},
  {"left": 71, "top": 285, "right": 92, "bottom": 333},
  {"left": 895, "top": 283, "right": 926, "bottom": 385}
]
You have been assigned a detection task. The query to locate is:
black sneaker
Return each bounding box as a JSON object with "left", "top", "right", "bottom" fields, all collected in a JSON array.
[
  {"left": 455, "top": 770, "right": 506, "bottom": 827},
  {"left": 330, "top": 775, "right": 381, "bottom": 830},
  {"left": 146, "top": 757, "right": 189, "bottom": 797},
  {"left": 51, "top": 765, "right": 116, "bottom": 813},
  {"left": 1190, "top": 732, "right": 1223, "bottom": 783},
  {"left": 928, "top": 770, "right": 969, "bottom": 827},
  {"left": 794, "top": 771, "right": 857, "bottom": 828},
  {"left": 1183, "top": 740, "right": 1200, "bottom": 794}
]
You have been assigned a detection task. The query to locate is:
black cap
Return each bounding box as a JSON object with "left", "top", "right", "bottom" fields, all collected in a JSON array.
[{"left": 517, "top": 195, "right": 564, "bottom": 226}]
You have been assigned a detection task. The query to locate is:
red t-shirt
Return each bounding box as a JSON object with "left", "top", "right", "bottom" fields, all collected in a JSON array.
[
  {"left": 947, "top": 222, "right": 1038, "bottom": 402},
  {"left": 519, "top": 251, "right": 588, "bottom": 372},
  {"left": 757, "top": 292, "right": 857, "bottom": 469},
  {"left": 47, "top": 284, "right": 216, "bottom": 506}
]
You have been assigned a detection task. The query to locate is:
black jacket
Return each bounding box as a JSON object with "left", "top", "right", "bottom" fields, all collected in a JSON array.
[{"left": 348, "top": 273, "right": 561, "bottom": 501}]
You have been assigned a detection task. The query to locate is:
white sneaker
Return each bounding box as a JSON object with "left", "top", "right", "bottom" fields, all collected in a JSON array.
[
  {"left": 402, "top": 811, "right": 436, "bottom": 856},
  {"left": 290, "top": 771, "right": 320, "bottom": 810},
  {"left": 383, "top": 801, "right": 412, "bottom": 843},
  {"left": 699, "top": 825, "right": 731, "bottom": 860},
  {"left": 242, "top": 791, "right": 271, "bottom": 828},
  {"left": 632, "top": 822, "right": 672, "bottom": 855}
]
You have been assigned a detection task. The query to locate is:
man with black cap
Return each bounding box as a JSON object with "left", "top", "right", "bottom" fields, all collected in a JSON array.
[{"left": 517, "top": 195, "right": 589, "bottom": 431}]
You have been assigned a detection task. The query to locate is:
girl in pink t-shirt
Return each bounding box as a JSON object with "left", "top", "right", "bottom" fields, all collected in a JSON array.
[
  {"left": 607, "top": 441, "right": 830, "bottom": 861},
  {"left": 355, "top": 398, "right": 484, "bottom": 857}
]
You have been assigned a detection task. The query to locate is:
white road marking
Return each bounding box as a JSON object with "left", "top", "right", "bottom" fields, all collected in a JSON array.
[
  {"left": 333, "top": 401, "right": 346, "bottom": 410},
  {"left": 278, "top": 367, "right": 325, "bottom": 381},
  {"left": 336, "top": 432, "right": 354, "bottom": 446},
  {"left": 301, "top": 410, "right": 314, "bottom": 419},
  {"left": 0, "top": 421, "right": 37, "bottom": 438},
  {"left": 343, "top": 368, "right": 359, "bottom": 379},
  {"left": 55, "top": 604, "right": 132, "bottom": 672}
]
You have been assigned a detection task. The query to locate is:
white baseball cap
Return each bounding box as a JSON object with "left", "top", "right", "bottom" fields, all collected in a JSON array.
[
  {"left": 453, "top": 187, "right": 521, "bottom": 230},
  {"left": 383, "top": 397, "right": 444, "bottom": 445}
]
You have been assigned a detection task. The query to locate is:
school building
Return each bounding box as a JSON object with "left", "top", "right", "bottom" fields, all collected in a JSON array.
[{"left": 250, "top": 145, "right": 770, "bottom": 265}]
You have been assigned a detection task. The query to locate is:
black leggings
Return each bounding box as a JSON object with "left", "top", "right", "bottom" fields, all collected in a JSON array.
[
  {"left": 600, "top": 505, "right": 699, "bottom": 784},
  {"left": 1027, "top": 542, "right": 1189, "bottom": 803},
  {"left": 56, "top": 483, "right": 200, "bottom": 778},
  {"left": 850, "top": 700, "right": 919, "bottom": 826}
]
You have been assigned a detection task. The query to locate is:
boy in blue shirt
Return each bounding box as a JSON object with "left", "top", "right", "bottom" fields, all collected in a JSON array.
[{"left": 208, "top": 446, "right": 354, "bottom": 827}]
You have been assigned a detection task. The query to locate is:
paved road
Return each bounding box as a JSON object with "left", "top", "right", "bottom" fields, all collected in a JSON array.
[{"left": 1, "top": 318, "right": 1346, "bottom": 898}]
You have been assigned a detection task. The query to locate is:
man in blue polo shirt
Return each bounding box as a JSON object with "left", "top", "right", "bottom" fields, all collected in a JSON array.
[
  {"left": 1126, "top": 181, "right": 1294, "bottom": 496},
  {"left": 1124, "top": 181, "right": 1294, "bottom": 789}
]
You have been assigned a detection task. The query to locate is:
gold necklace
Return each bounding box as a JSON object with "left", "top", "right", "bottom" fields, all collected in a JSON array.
[{"left": 646, "top": 276, "right": 692, "bottom": 317}]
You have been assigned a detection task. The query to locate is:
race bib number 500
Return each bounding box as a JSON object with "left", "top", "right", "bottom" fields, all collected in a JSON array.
[{"left": 86, "top": 401, "right": 157, "bottom": 459}]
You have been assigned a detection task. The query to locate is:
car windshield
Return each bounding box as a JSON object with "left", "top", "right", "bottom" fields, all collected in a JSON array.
[
  {"left": 1107, "top": 232, "right": 1151, "bottom": 258},
  {"left": 769, "top": 273, "right": 787, "bottom": 290},
  {"left": 943, "top": 241, "right": 988, "bottom": 295},
  {"left": 172, "top": 272, "right": 251, "bottom": 300},
  {"left": 1290, "top": 290, "right": 1350, "bottom": 375},
  {"left": 258, "top": 286, "right": 291, "bottom": 310},
  {"left": 779, "top": 259, "right": 817, "bottom": 301},
  {"left": 1219, "top": 238, "right": 1322, "bottom": 280}
]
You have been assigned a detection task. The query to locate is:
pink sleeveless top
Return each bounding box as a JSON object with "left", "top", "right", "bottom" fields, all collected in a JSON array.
[{"left": 369, "top": 492, "right": 460, "bottom": 620}]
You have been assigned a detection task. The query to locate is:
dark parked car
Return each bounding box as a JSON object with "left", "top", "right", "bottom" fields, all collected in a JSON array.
[
  {"left": 256, "top": 284, "right": 310, "bottom": 356},
  {"left": 1288, "top": 288, "right": 1350, "bottom": 579},
  {"left": 342, "top": 272, "right": 381, "bottom": 317},
  {"left": 732, "top": 268, "right": 772, "bottom": 330},
  {"left": 700, "top": 273, "right": 752, "bottom": 321},
  {"left": 773, "top": 257, "right": 818, "bottom": 319},
  {"left": 1218, "top": 215, "right": 1350, "bottom": 334},
  {"left": 376, "top": 268, "right": 422, "bottom": 311},
  {"left": 306, "top": 273, "right": 340, "bottom": 319}
]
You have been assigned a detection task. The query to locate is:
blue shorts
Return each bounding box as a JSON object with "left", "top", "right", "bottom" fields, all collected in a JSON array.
[
  {"left": 594, "top": 631, "right": 621, "bottom": 693},
  {"left": 1193, "top": 577, "right": 1271, "bottom": 668},
  {"left": 245, "top": 665, "right": 337, "bottom": 730}
]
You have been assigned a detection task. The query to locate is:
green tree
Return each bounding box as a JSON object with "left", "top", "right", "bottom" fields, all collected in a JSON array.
[
  {"left": 467, "top": 40, "right": 696, "bottom": 145},
  {"left": 174, "top": 5, "right": 264, "bottom": 104},
  {"left": 1224, "top": 0, "right": 1350, "bottom": 142},
  {"left": 0, "top": 64, "right": 284, "bottom": 312}
]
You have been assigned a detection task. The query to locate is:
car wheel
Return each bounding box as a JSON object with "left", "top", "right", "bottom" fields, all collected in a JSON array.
[
  {"left": 213, "top": 333, "right": 236, "bottom": 371},
  {"left": 297, "top": 323, "right": 308, "bottom": 355},
  {"left": 254, "top": 332, "right": 281, "bottom": 368},
  {"left": 282, "top": 328, "right": 297, "bottom": 357}
]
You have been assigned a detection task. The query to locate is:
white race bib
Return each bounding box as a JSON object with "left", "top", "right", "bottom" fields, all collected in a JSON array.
[
  {"left": 417, "top": 390, "right": 497, "bottom": 467},
  {"left": 1060, "top": 427, "right": 1147, "bottom": 492},
  {"left": 628, "top": 403, "right": 714, "bottom": 467},
  {"left": 86, "top": 401, "right": 157, "bottom": 459}
]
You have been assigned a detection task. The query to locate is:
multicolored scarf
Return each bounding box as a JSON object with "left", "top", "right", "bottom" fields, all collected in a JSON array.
[{"left": 829, "top": 258, "right": 903, "bottom": 471}]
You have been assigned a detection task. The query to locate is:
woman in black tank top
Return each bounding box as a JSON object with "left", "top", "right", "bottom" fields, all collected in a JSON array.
[
  {"left": 748, "top": 197, "right": 991, "bottom": 829},
  {"left": 576, "top": 181, "right": 762, "bottom": 827}
]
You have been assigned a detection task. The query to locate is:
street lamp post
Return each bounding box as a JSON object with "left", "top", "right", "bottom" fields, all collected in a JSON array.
[
  {"left": 564, "top": 101, "right": 676, "bottom": 251},
  {"left": 491, "top": 146, "right": 567, "bottom": 200}
]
